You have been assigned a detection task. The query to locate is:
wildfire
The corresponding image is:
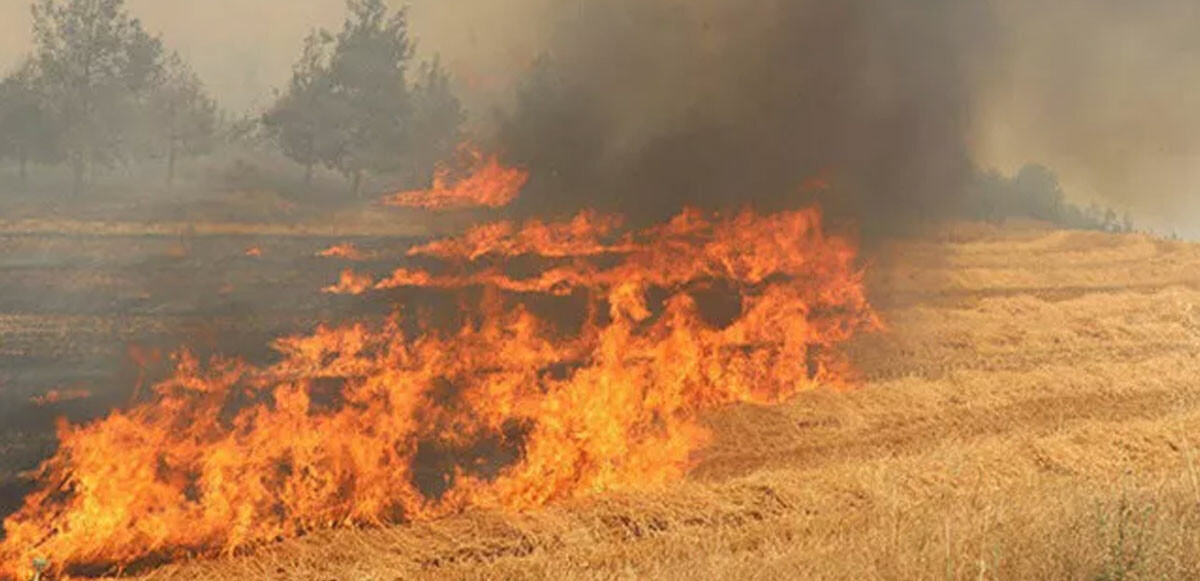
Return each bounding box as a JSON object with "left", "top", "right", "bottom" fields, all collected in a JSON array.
[
  {"left": 0, "top": 201, "right": 878, "bottom": 578},
  {"left": 317, "top": 242, "right": 367, "bottom": 261},
  {"left": 323, "top": 268, "right": 375, "bottom": 295},
  {"left": 28, "top": 389, "right": 92, "bottom": 407},
  {"left": 382, "top": 146, "right": 529, "bottom": 210}
]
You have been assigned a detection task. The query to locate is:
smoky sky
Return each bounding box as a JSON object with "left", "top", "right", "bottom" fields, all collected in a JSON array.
[{"left": 3, "top": 0, "right": 1200, "bottom": 235}]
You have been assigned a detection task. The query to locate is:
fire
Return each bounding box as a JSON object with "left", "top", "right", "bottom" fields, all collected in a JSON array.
[
  {"left": 244, "top": 246, "right": 263, "bottom": 257},
  {"left": 317, "top": 242, "right": 367, "bottom": 261},
  {"left": 382, "top": 146, "right": 529, "bottom": 210},
  {"left": 0, "top": 203, "right": 878, "bottom": 579},
  {"left": 323, "top": 268, "right": 375, "bottom": 295},
  {"left": 28, "top": 389, "right": 92, "bottom": 407}
]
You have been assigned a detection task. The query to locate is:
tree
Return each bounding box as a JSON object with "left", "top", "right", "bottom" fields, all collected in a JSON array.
[
  {"left": 150, "top": 54, "right": 218, "bottom": 189},
  {"left": 268, "top": 0, "right": 465, "bottom": 197},
  {"left": 324, "top": 0, "right": 415, "bottom": 196},
  {"left": 1011, "top": 164, "right": 1065, "bottom": 222},
  {"left": 263, "top": 31, "right": 339, "bottom": 186},
  {"left": 408, "top": 56, "right": 465, "bottom": 181},
  {"left": 0, "top": 59, "right": 60, "bottom": 188},
  {"left": 31, "top": 0, "right": 165, "bottom": 194}
]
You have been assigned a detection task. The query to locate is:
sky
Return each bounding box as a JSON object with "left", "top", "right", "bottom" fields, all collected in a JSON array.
[{"left": 2, "top": 0, "right": 1200, "bottom": 236}]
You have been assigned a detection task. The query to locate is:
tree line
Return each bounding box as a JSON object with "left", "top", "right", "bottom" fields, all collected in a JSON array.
[
  {"left": 964, "top": 164, "right": 1137, "bottom": 234},
  {"left": 0, "top": 0, "right": 462, "bottom": 196},
  {"left": 0, "top": 0, "right": 1139, "bottom": 235}
]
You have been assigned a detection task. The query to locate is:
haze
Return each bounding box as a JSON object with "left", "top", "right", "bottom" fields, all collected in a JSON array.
[{"left": 1, "top": 0, "right": 1199, "bottom": 235}]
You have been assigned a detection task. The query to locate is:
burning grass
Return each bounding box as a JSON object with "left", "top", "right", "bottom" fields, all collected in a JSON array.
[
  {"left": 382, "top": 146, "right": 529, "bottom": 211},
  {"left": 0, "top": 204, "right": 878, "bottom": 579},
  {"left": 102, "top": 225, "right": 1200, "bottom": 581}
]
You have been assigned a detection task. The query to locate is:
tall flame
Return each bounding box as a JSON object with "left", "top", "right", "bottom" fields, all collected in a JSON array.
[
  {"left": 382, "top": 146, "right": 529, "bottom": 210},
  {"left": 0, "top": 204, "right": 878, "bottom": 579}
]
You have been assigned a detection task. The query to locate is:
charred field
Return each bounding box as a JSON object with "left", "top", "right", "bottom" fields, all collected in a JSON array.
[
  {"left": 3, "top": 211, "right": 1200, "bottom": 580},
  {"left": 0, "top": 215, "right": 429, "bottom": 521}
]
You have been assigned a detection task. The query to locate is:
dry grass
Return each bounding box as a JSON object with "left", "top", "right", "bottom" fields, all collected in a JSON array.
[
  {"left": 0, "top": 209, "right": 434, "bottom": 239},
  {"left": 72, "top": 223, "right": 1200, "bottom": 580}
]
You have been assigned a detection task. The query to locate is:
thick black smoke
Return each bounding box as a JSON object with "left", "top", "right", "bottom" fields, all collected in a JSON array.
[{"left": 494, "top": 0, "right": 991, "bottom": 236}]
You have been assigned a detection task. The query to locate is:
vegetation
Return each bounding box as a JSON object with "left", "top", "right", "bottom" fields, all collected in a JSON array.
[
  {"left": 966, "top": 164, "right": 1136, "bottom": 233},
  {"left": 0, "top": 59, "right": 59, "bottom": 188},
  {"left": 0, "top": 0, "right": 463, "bottom": 200},
  {"left": 0, "top": 222, "right": 1186, "bottom": 579},
  {"left": 261, "top": 0, "right": 462, "bottom": 197},
  {"left": 28, "top": 0, "right": 178, "bottom": 193}
]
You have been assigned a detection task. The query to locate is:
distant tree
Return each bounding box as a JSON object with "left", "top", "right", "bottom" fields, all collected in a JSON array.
[
  {"left": 964, "top": 163, "right": 1136, "bottom": 234},
  {"left": 0, "top": 59, "right": 60, "bottom": 187},
  {"left": 1010, "top": 164, "right": 1065, "bottom": 222},
  {"left": 268, "top": 0, "right": 465, "bottom": 196},
  {"left": 30, "top": 0, "right": 165, "bottom": 194},
  {"left": 263, "top": 30, "right": 339, "bottom": 186},
  {"left": 408, "top": 56, "right": 465, "bottom": 181},
  {"left": 1103, "top": 207, "right": 1119, "bottom": 233},
  {"left": 323, "top": 0, "right": 416, "bottom": 196},
  {"left": 150, "top": 54, "right": 218, "bottom": 189}
]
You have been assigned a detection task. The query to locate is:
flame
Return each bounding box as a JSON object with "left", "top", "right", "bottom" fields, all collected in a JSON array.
[
  {"left": 317, "top": 242, "right": 367, "bottom": 261},
  {"left": 0, "top": 204, "right": 878, "bottom": 579},
  {"left": 800, "top": 168, "right": 834, "bottom": 192},
  {"left": 323, "top": 269, "right": 375, "bottom": 295},
  {"left": 244, "top": 246, "right": 263, "bottom": 258},
  {"left": 28, "top": 389, "right": 93, "bottom": 407},
  {"left": 382, "top": 146, "right": 529, "bottom": 210}
]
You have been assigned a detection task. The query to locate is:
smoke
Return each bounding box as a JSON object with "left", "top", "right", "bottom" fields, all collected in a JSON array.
[
  {"left": 6, "top": 1, "right": 1199, "bottom": 234},
  {"left": 971, "top": 0, "right": 1200, "bottom": 236},
  {"left": 484, "top": 0, "right": 992, "bottom": 236},
  {"left": 1, "top": 0, "right": 988, "bottom": 234}
]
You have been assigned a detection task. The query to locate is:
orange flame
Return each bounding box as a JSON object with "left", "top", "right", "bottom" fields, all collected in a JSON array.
[
  {"left": 0, "top": 204, "right": 878, "bottom": 579},
  {"left": 317, "top": 242, "right": 367, "bottom": 261},
  {"left": 323, "top": 269, "right": 375, "bottom": 295},
  {"left": 382, "top": 146, "right": 529, "bottom": 211},
  {"left": 28, "top": 389, "right": 93, "bottom": 407}
]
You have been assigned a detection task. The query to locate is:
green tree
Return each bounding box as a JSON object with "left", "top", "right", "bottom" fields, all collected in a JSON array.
[
  {"left": 324, "top": 0, "right": 415, "bottom": 196},
  {"left": 1010, "top": 164, "right": 1066, "bottom": 222},
  {"left": 31, "top": 0, "right": 164, "bottom": 194},
  {"left": 268, "top": 0, "right": 464, "bottom": 196},
  {"left": 150, "top": 54, "right": 218, "bottom": 189},
  {"left": 263, "top": 31, "right": 339, "bottom": 187},
  {"left": 0, "top": 59, "right": 61, "bottom": 188}
]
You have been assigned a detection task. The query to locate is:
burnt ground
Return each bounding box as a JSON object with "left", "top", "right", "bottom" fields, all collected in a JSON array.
[{"left": 0, "top": 229, "right": 425, "bottom": 523}]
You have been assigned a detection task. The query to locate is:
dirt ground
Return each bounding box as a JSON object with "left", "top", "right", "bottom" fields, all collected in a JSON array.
[{"left": 6, "top": 219, "right": 1200, "bottom": 579}]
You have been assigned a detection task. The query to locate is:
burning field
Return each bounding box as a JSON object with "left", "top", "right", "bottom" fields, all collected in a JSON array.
[
  {"left": 3, "top": 151, "right": 1200, "bottom": 580},
  {"left": 6, "top": 0, "right": 1200, "bottom": 577},
  {"left": 0, "top": 155, "right": 890, "bottom": 579}
]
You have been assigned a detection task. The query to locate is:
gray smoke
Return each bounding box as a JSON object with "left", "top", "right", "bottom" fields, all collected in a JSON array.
[{"left": 493, "top": 0, "right": 993, "bottom": 236}]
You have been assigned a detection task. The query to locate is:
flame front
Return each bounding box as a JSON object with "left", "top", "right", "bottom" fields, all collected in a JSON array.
[
  {"left": 0, "top": 204, "right": 878, "bottom": 578},
  {"left": 382, "top": 146, "right": 529, "bottom": 210}
]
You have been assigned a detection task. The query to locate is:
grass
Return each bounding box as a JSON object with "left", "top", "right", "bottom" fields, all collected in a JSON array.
[
  {"left": 59, "top": 222, "right": 1192, "bottom": 580},
  {"left": 6, "top": 219, "right": 1200, "bottom": 579}
]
